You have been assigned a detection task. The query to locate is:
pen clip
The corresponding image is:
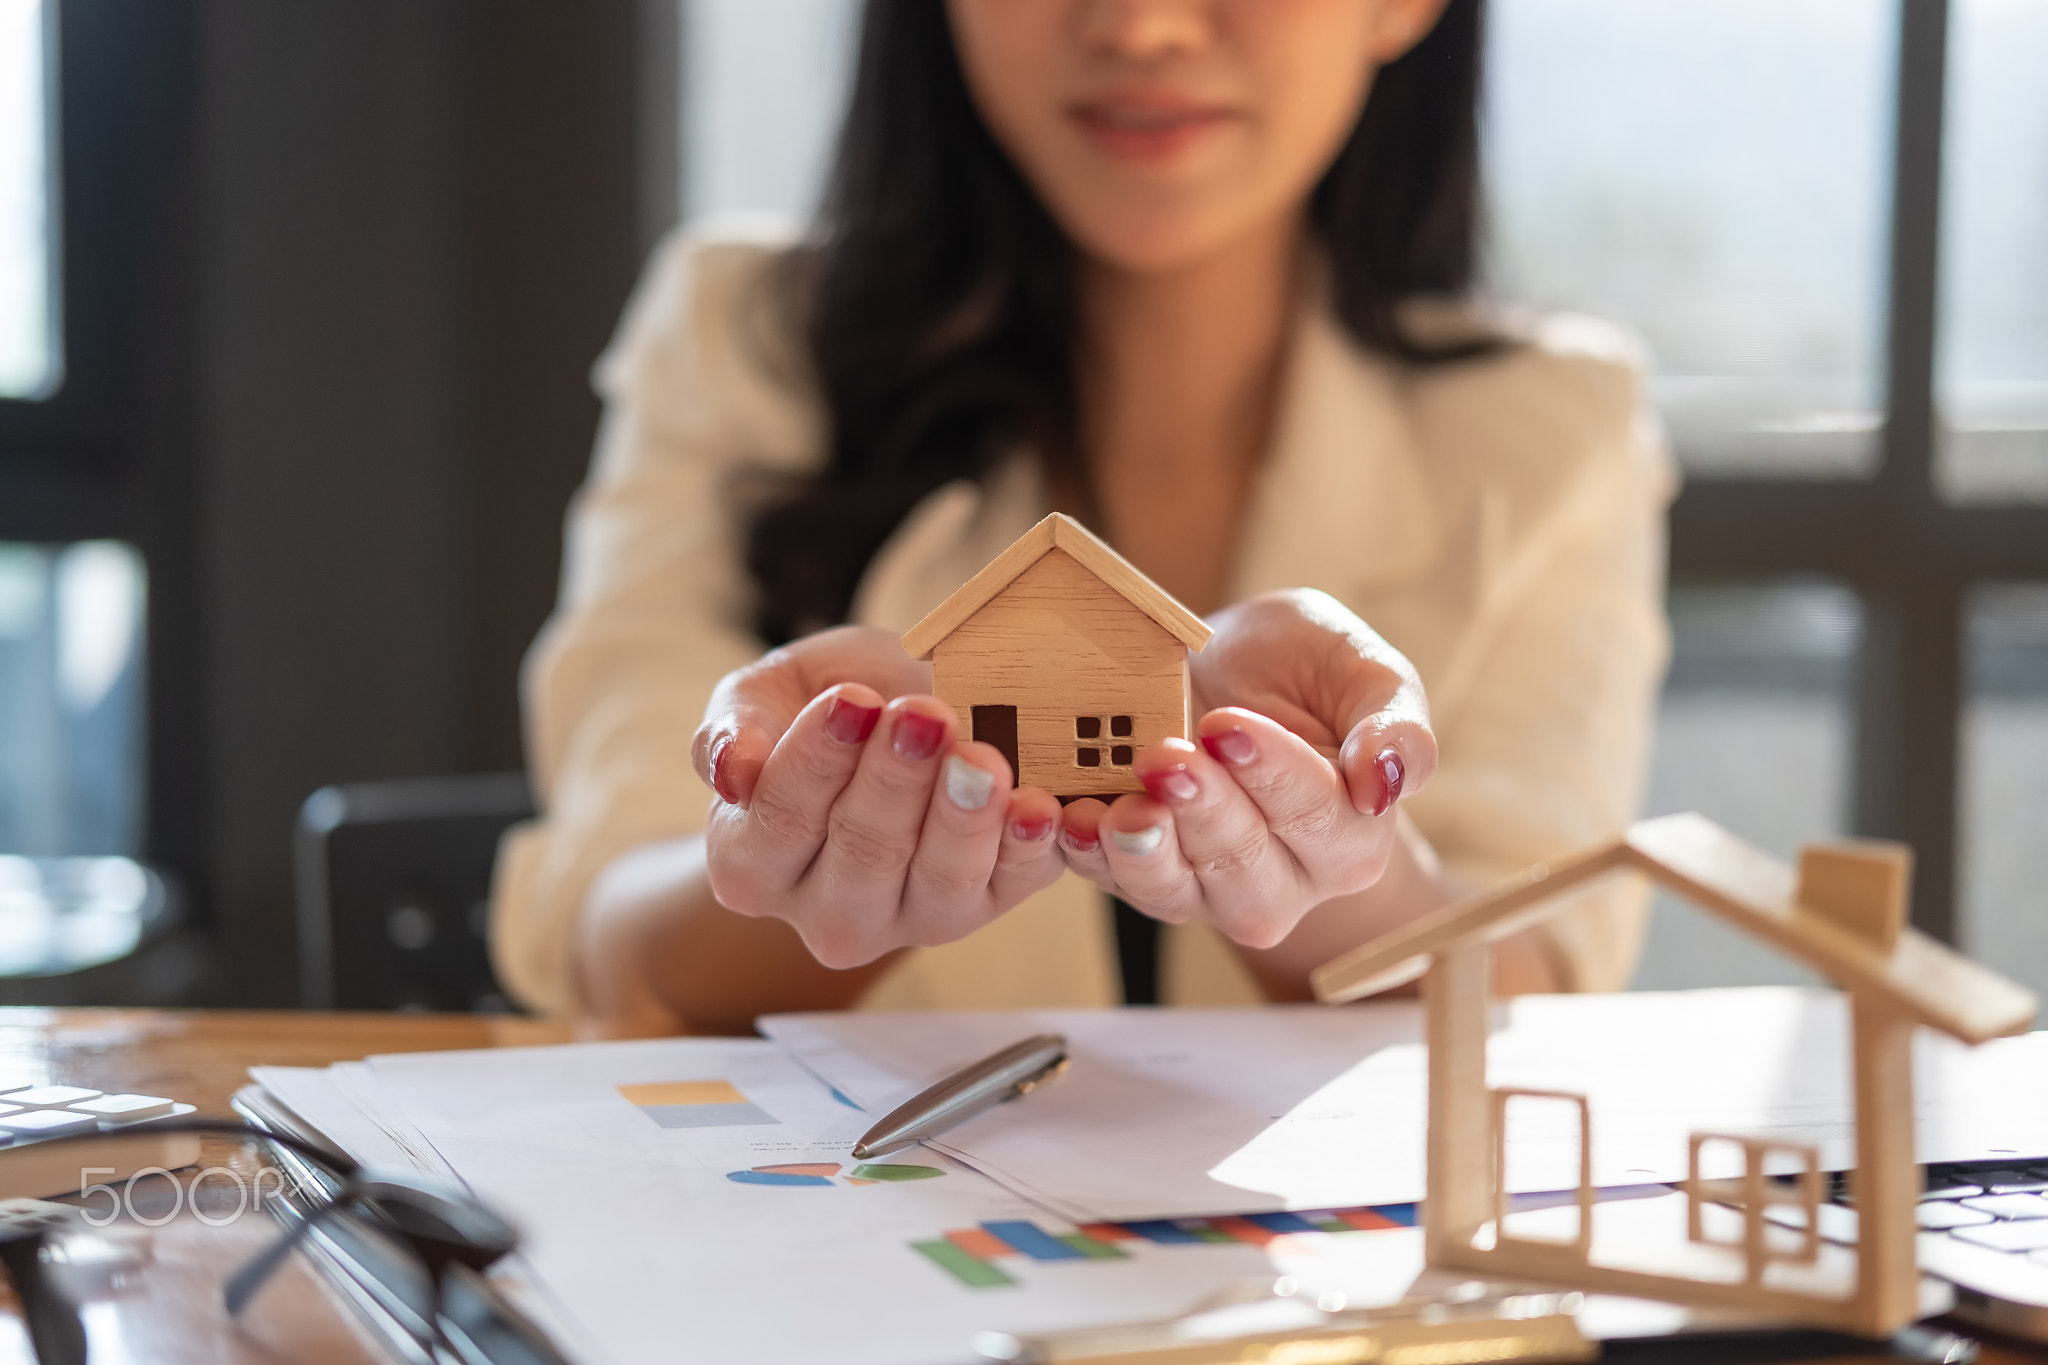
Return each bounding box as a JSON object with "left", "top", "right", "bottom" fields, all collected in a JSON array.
[{"left": 1011, "top": 1056, "right": 1070, "bottom": 1097}]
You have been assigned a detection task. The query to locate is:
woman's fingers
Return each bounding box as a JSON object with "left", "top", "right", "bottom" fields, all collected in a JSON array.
[
  {"left": 1338, "top": 709, "right": 1437, "bottom": 817},
  {"left": 898, "top": 751, "right": 1066, "bottom": 944},
  {"left": 706, "top": 682, "right": 884, "bottom": 912},
  {"left": 1060, "top": 711, "right": 1408, "bottom": 949},
  {"left": 896, "top": 743, "right": 1015, "bottom": 943},
  {"left": 988, "top": 786, "right": 1067, "bottom": 907},
  {"left": 1122, "top": 735, "right": 1307, "bottom": 944},
  {"left": 798, "top": 697, "right": 960, "bottom": 963},
  {"left": 1196, "top": 708, "right": 1387, "bottom": 885},
  {"left": 693, "top": 624, "right": 932, "bottom": 807}
]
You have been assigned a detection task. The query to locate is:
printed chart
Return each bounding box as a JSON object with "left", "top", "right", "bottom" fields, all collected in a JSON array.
[
  {"left": 728, "top": 1161, "right": 946, "bottom": 1188},
  {"left": 911, "top": 1202, "right": 1418, "bottom": 1288},
  {"left": 617, "top": 1080, "right": 779, "bottom": 1129}
]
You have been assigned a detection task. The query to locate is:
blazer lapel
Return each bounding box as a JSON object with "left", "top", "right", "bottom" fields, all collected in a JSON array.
[{"left": 1229, "top": 304, "right": 1443, "bottom": 605}]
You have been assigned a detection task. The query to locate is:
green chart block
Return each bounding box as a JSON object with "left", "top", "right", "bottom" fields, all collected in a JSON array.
[
  {"left": 912, "top": 1240, "right": 1015, "bottom": 1289},
  {"left": 1056, "top": 1233, "right": 1128, "bottom": 1260},
  {"left": 849, "top": 1163, "right": 945, "bottom": 1181},
  {"left": 1188, "top": 1225, "right": 1237, "bottom": 1244}
]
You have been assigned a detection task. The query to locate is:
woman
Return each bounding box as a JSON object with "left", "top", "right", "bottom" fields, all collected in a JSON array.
[{"left": 492, "top": 0, "right": 1675, "bottom": 1033}]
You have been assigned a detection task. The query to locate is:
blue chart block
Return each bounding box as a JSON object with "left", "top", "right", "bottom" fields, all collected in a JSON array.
[
  {"left": 1119, "top": 1220, "right": 1209, "bottom": 1245},
  {"left": 1371, "top": 1203, "right": 1418, "bottom": 1226},
  {"left": 981, "top": 1221, "right": 1090, "bottom": 1261},
  {"left": 727, "top": 1170, "right": 832, "bottom": 1186},
  {"left": 1243, "top": 1212, "right": 1320, "bottom": 1235}
]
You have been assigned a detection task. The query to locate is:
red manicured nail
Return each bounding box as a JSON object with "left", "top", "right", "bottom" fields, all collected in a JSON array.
[
  {"left": 1141, "top": 765, "right": 1200, "bottom": 805},
  {"left": 1011, "top": 814, "right": 1055, "bottom": 842},
  {"left": 1201, "top": 728, "right": 1257, "bottom": 767},
  {"left": 892, "top": 710, "right": 947, "bottom": 761},
  {"left": 710, "top": 735, "right": 739, "bottom": 804},
  {"left": 1372, "top": 747, "right": 1405, "bottom": 817},
  {"left": 1064, "top": 827, "right": 1100, "bottom": 854},
  {"left": 824, "top": 696, "right": 880, "bottom": 745}
]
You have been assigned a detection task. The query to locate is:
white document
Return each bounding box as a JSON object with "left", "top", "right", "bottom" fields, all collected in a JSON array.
[
  {"left": 763, "top": 988, "right": 2048, "bottom": 1223},
  {"left": 358, "top": 1036, "right": 1328, "bottom": 1365}
]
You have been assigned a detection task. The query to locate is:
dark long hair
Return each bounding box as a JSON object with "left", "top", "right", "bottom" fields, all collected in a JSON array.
[{"left": 745, "top": 0, "right": 1490, "bottom": 644}]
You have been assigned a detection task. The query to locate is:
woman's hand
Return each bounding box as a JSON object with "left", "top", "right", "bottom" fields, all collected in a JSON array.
[
  {"left": 690, "top": 626, "right": 1068, "bottom": 968},
  {"left": 1057, "top": 590, "right": 1437, "bottom": 949}
]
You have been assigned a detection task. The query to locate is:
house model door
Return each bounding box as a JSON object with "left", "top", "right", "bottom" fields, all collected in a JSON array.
[{"left": 972, "top": 705, "right": 1019, "bottom": 787}]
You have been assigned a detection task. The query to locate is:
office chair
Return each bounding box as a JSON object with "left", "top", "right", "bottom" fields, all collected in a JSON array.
[{"left": 294, "top": 774, "right": 533, "bottom": 1012}]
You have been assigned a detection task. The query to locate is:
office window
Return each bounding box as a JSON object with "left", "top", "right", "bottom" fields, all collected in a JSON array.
[
  {"left": 0, "top": 0, "right": 58, "bottom": 398},
  {"left": 1934, "top": 0, "right": 2048, "bottom": 504},
  {"left": 682, "top": 0, "right": 859, "bottom": 220},
  {"left": 1959, "top": 585, "right": 2048, "bottom": 998},
  {"left": 0, "top": 541, "right": 146, "bottom": 857},
  {"left": 1485, "top": 0, "right": 1895, "bottom": 478},
  {"left": 1630, "top": 582, "right": 1862, "bottom": 989}
]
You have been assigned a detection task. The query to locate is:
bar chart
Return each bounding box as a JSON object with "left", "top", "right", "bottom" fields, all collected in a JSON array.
[{"left": 909, "top": 1203, "right": 1418, "bottom": 1288}]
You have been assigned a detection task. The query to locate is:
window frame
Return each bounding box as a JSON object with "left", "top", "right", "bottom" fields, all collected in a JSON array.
[
  {"left": 1667, "top": 0, "right": 2048, "bottom": 942},
  {"left": 0, "top": 1, "right": 198, "bottom": 878}
]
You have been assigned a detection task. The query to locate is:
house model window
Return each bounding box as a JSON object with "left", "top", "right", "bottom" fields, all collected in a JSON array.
[
  {"left": 899, "top": 513, "right": 1212, "bottom": 798},
  {"left": 1076, "top": 716, "right": 1135, "bottom": 768}
]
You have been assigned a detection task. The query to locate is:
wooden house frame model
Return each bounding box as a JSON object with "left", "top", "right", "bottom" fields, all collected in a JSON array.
[
  {"left": 901, "top": 513, "right": 1212, "bottom": 799},
  {"left": 1312, "top": 811, "right": 2040, "bottom": 1338}
]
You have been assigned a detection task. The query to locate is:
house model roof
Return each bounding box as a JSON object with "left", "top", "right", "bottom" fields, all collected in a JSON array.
[
  {"left": 1312, "top": 811, "right": 2038, "bottom": 1045},
  {"left": 900, "top": 512, "right": 1215, "bottom": 660}
]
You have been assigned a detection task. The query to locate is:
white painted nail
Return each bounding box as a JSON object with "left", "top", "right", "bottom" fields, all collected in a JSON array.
[
  {"left": 1111, "top": 825, "right": 1165, "bottom": 857},
  {"left": 944, "top": 755, "right": 995, "bottom": 811}
]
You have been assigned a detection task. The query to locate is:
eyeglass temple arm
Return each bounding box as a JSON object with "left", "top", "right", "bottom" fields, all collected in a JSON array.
[
  {"left": 222, "top": 1192, "right": 359, "bottom": 1317},
  {"left": 94, "top": 1116, "right": 367, "bottom": 1317},
  {"left": 0, "top": 1231, "right": 86, "bottom": 1365}
]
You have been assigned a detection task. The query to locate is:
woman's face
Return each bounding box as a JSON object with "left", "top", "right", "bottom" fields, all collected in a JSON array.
[{"left": 946, "top": 0, "right": 1450, "bottom": 275}]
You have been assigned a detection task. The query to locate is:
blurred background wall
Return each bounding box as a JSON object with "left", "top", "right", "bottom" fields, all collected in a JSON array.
[{"left": 0, "top": 0, "right": 2042, "bottom": 1007}]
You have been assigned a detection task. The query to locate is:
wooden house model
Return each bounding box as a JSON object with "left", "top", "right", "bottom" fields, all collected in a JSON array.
[
  {"left": 1312, "top": 811, "right": 2039, "bottom": 1338},
  {"left": 900, "top": 513, "right": 1212, "bottom": 799}
]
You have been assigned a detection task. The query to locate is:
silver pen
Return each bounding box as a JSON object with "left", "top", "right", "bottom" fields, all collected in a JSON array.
[{"left": 850, "top": 1034, "right": 1068, "bottom": 1159}]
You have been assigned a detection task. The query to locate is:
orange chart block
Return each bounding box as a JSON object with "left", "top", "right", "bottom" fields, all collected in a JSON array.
[
  {"left": 1209, "top": 1217, "right": 1281, "bottom": 1247},
  {"left": 1079, "top": 1222, "right": 1137, "bottom": 1242},
  {"left": 945, "top": 1228, "right": 1013, "bottom": 1260},
  {"left": 1334, "top": 1208, "right": 1402, "bottom": 1231}
]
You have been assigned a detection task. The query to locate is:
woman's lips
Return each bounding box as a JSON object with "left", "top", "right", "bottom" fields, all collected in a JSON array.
[{"left": 1067, "top": 99, "right": 1239, "bottom": 162}]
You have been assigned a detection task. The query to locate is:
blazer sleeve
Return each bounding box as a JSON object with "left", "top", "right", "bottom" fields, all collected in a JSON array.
[
  {"left": 488, "top": 227, "right": 816, "bottom": 1016},
  {"left": 1404, "top": 330, "right": 1680, "bottom": 992}
]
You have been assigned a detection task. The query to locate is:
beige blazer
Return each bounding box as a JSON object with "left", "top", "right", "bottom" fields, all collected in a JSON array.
[{"left": 490, "top": 225, "right": 1679, "bottom": 1018}]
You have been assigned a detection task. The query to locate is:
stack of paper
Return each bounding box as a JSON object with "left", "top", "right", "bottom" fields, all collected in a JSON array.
[{"left": 240, "top": 987, "right": 2048, "bottom": 1365}]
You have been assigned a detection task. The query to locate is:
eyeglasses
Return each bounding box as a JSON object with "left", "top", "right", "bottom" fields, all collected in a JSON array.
[{"left": 0, "top": 1116, "right": 569, "bottom": 1365}]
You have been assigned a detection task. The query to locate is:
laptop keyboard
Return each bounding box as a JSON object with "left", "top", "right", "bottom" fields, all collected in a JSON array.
[{"left": 1750, "top": 1157, "right": 2048, "bottom": 1335}]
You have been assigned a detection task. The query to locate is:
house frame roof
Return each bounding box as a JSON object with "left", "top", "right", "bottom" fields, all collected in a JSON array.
[
  {"left": 900, "top": 512, "right": 1214, "bottom": 660},
  {"left": 1311, "top": 811, "right": 2038, "bottom": 1044}
]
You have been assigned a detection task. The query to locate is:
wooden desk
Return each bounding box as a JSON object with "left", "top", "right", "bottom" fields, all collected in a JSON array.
[
  {"left": 0, "top": 1007, "right": 2035, "bottom": 1365},
  {"left": 0, "top": 1008, "right": 571, "bottom": 1364}
]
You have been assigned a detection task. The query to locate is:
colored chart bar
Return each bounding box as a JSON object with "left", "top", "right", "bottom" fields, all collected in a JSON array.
[
  {"left": 981, "top": 1221, "right": 1091, "bottom": 1261},
  {"left": 913, "top": 1240, "right": 1014, "bottom": 1289},
  {"left": 1188, "top": 1225, "right": 1237, "bottom": 1244},
  {"left": 1370, "top": 1203, "right": 1418, "bottom": 1226},
  {"left": 1056, "top": 1233, "right": 1127, "bottom": 1260},
  {"left": 1080, "top": 1222, "right": 1138, "bottom": 1242},
  {"left": 1243, "top": 1212, "right": 1320, "bottom": 1235},
  {"left": 848, "top": 1163, "right": 943, "bottom": 1182},
  {"left": 1120, "top": 1220, "right": 1209, "bottom": 1245},
  {"left": 1210, "top": 1216, "right": 1279, "bottom": 1247},
  {"left": 946, "top": 1228, "right": 1012, "bottom": 1259}
]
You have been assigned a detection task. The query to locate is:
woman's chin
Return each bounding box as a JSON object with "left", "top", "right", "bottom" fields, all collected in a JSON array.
[{"left": 1059, "top": 206, "right": 1280, "bottom": 279}]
